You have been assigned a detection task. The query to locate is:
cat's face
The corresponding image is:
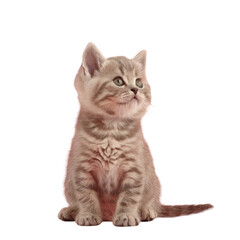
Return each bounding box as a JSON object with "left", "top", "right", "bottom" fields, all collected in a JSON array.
[{"left": 75, "top": 43, "right": 151, "bottom": 119}]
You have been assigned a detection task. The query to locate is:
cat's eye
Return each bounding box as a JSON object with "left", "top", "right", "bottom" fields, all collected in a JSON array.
[
  {"left": 113, "top": 77, "right": 125, "bottom": 87},
  {"left": 135, "top": 78, "right": 143, "bottom": 88}
]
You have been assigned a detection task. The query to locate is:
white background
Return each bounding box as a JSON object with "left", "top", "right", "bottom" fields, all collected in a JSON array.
[{"left": 0, "top": 0, "right": 239, "bottom": 239}]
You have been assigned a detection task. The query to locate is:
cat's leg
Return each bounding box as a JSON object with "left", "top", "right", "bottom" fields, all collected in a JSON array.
[
  {"left": 58, "top": 170, "right": 79, "bottom": 221},
  {"left": 113, "top": 167, "right": 143, "bottom": 226},
  {"left": 140, "top": 174, "right": 161, "bottom": 221},
  {"left": 73, "top": 169, "right": 102, "bottom": 226},
  {"left": 74, "top": 190, "right": 102, "bottom": 226}
]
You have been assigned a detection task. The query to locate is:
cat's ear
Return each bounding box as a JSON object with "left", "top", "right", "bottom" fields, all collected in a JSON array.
[
  {"left": 82, "top": 42, "right": 105, "bottom": 77},
  {"left": 133, "top": 50, "right": 147, "bottom": 71}
]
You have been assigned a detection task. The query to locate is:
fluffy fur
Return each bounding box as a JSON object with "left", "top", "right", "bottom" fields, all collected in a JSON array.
[{"left": 58, "top": 43, "right": 213, "bottom": 226}]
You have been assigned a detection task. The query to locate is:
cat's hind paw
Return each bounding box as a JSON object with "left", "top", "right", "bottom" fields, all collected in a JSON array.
[
  {"left": 141, "top": 208, "right": 158, "bottom": 221},
  {"left": 58, "top": 206, "right": 78, "bottom": 221}
]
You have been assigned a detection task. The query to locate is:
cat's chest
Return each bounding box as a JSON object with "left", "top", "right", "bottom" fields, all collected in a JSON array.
[
  {"left": 90, "top": 138, "right": 125, "bottom": 192},
  {"left": 96, "top": 138, "right": 122, "bottom": 164}
]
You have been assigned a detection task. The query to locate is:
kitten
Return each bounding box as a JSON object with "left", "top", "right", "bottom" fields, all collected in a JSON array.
[{"left": 58, "top": 43, "right": 213, "bottom": 226}]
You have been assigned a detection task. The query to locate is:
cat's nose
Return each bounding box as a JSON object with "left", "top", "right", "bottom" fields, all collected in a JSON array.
[{"left": 131, "top": 88, "right": 138, "bottom": 95}]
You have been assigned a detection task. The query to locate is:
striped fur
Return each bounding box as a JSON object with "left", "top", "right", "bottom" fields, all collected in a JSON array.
[{"left": 58, "top": 43, "right": 213, "bottom": 227}]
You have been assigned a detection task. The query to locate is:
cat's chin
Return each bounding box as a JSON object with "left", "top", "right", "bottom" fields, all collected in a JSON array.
[
  {"left": 114, "top": 99, "right": 143, "bottom": 118},
  {"left": 94, "top": 97, "right": 147, "bottom": 120}
]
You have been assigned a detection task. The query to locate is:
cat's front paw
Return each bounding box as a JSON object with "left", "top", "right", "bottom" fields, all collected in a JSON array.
[
  {"left": 75, "top": 213, "right": 102, "bottom": 226},
  {"left": 113, "top": 214, "right": 140, "bottom": 227}
]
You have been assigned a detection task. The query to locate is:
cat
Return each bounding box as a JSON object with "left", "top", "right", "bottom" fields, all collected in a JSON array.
[{"left": 58, "top": 43, "right": 213, "bottom": 226}]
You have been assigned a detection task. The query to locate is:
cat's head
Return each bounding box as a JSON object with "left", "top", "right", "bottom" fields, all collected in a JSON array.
[{"left": 74, "top": 43, "right": 151, "bottom": 120}]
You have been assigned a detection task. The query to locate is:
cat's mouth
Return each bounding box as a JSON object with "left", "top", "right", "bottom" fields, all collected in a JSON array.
[{"left": 118, "top": 96, "right": 138, "bottom": 105}]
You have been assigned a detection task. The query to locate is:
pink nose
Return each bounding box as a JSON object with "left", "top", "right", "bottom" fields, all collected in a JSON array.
[{"left": 131, "top": 88, "right": 138, "bottom": 94}]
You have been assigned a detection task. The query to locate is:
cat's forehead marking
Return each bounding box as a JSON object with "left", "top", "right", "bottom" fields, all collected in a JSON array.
[{"left": 108, "top": 57, "right": 135, "bottom": 76}]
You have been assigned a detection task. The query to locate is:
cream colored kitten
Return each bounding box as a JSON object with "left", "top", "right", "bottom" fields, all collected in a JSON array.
[{"left": 58, "top": 43, "right": 213, "bottom": 226}]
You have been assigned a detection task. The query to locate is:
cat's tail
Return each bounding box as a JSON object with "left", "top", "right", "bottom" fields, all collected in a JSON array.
[{"left": 158, "top": 204, "right": 213, "bottom": 217}]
